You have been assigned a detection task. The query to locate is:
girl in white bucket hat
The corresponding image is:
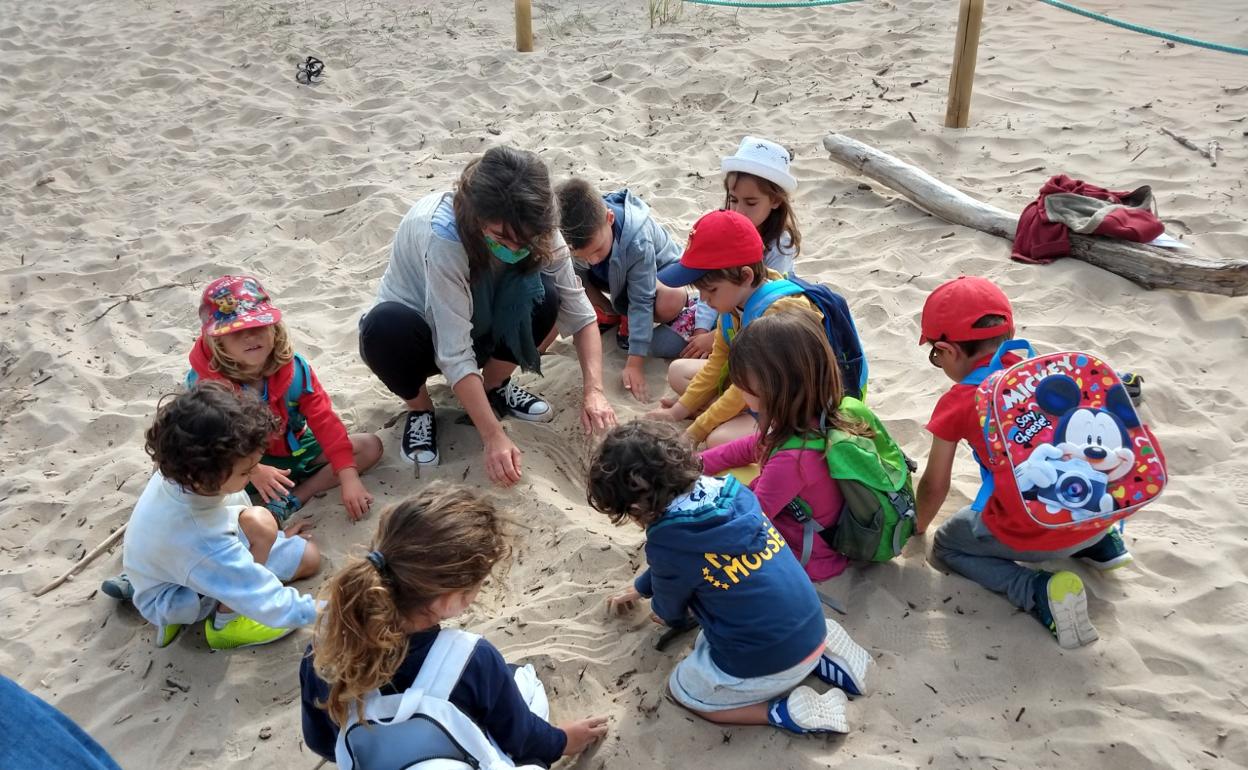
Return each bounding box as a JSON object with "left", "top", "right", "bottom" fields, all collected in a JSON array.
[{"left": 685, "top": 136, "right": 803, "bottom": 358}]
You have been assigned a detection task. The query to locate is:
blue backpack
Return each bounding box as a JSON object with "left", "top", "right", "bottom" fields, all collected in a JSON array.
[
  {"left": 721, "top": 277, "right": 869, "bottom": 400},
  {"left": 186, "top": 353, "right": 315, "bottom": 454}
]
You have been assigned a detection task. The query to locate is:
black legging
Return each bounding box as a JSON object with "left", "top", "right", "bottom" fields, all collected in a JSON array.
[{"left": 359, "top": 273, "right": 560, "bottom": 400}]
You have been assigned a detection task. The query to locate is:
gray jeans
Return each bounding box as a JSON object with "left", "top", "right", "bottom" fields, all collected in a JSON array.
[{"left": 932, "top": 506, "right": 1102, "bottom": 612}]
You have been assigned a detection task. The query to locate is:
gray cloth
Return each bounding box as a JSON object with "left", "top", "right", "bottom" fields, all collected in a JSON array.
[
  {"left": 375, "top": 192, "right": 596, "bottom": 388},
  {"left": 1042, "top": 186, "right": 1157, "bottom": 235},
  {"left": 574, "top": 189, "right": 683, "bottom": 357},
  {"left": 931, "top": 505, "right": 1103, "bottom": 612}
]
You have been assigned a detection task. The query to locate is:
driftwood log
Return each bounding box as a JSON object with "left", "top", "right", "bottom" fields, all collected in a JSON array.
[{"left": 822, "top": 133, "right": 1248, "bottom": 297}]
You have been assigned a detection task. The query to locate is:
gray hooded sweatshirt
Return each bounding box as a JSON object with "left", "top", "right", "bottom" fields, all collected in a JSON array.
[{"left": 575, "top": 189, "right": 683, "bottom": 358}]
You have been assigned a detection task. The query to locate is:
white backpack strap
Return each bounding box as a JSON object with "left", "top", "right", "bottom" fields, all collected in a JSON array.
[{"left": 412, "top": 629, "right": 481, "bottom": 702}]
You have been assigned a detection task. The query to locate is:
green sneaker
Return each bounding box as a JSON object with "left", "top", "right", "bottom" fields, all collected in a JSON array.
[
  {"left": 155, "top": 623, "right": 183, "bottom": 648},
  {"left": 203, "top": 616, "right": 295, "bottom": 650},
  {"left": 1030, "top": 570, "right": 1098, "bottom": 649}
]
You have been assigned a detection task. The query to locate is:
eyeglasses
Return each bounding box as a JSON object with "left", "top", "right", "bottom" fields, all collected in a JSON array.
[{"left": 928, "top": 344, "right": 943, "bottom": 367}]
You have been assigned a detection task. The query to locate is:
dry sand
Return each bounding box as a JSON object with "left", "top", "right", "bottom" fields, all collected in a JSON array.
[{"left": 2, "top": 0, "right": 1247, "bottom": 767}]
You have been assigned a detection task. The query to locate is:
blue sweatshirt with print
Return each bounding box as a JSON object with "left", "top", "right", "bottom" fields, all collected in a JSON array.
[{"left": 634, "top": 475, "right": 826, "bottom": 678}]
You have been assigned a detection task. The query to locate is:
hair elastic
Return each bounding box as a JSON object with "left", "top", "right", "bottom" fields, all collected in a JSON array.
[{"left": 365, "top": 550, "right": 387, "bottom": 572}]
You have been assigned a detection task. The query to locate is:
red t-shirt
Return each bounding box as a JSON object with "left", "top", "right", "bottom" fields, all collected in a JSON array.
[{"left": 927, "top": 354, "right": 1043, "bottom": 548}]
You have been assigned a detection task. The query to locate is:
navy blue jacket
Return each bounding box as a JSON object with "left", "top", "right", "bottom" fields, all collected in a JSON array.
[
  {"left": 300, "top": 629, "right": 566, "bottom": 766},
  {"left": 634, "top": 476, "right": 827, "bottom": 678}
]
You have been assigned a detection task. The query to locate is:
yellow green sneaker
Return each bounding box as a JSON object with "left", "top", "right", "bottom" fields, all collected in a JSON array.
[
  {"left": 1031, "top": 570, "right": 1098, "bottom": 649},
  {"left": 155, "top": 623, "right": 183, "bottom": 648},
  {"left": 203, "top": 616, "right": 295, "bottom": 650}
]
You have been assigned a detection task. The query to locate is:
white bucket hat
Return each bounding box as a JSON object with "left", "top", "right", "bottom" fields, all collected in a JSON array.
[{"left": 721, "top": 136, "right": 797, "bottom": 193}]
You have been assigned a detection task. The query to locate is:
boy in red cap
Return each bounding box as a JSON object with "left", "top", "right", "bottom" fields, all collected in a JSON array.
[
  {"left": 916, "top": 276, "right": 1131, "bottom": 649},
  {"left": 646, "top": 210, "right": 821, "bottom": 447}
]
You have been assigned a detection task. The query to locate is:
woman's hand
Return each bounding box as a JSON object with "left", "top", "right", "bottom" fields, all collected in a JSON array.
[
  {"left": 581, "top": 387, "right": 617, "bottom": 435},
  {"left": 338, "top": 470, "right": 373, "bottom": 522},
  {"left": 607, "top": 585, "right": 642, "bottom": 615},
  {"left": 249, "top": 464, "right": 294, "bottom": 502},
  {"left": 484, "top": 431, "right": 523, "bottom": 487},
  {"left": 679, "top": 330, "right": 715, "bottom": 359},
  {"left": 560, "top": 716, "right": 609, "bottom": 756}
]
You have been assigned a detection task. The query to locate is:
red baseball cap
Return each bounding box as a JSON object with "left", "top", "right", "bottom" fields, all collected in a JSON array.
[
  {"left": 199, "top": 275, "right": 282, "bottom": 337},
  {"left": 919, "top": 275, "right": 1013, "bottom": 344},
  {"left": 657, "top": 210, "right": 764, "bottom": 287}
]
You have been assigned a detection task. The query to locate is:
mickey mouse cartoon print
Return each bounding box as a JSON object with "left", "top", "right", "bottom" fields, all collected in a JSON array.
[
  {"left": 973, "top": 345, "right": 1167, "bottom": 547},
  {"left": 1013, "top": 374, "right": 1138, "bottom": 520}
]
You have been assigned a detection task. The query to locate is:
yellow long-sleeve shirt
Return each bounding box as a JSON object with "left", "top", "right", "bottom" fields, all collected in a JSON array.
[{"left": 679, "top": 278, "right": 818, "bottom": 443}]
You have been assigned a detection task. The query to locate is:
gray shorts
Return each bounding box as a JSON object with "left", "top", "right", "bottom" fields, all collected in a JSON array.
[{"left": 668, "top": 631, "right": 819, "bottom": 712}]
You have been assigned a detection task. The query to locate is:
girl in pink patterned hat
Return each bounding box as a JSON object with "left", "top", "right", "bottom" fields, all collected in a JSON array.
[{"left": 187, "top": 274, "right": 382, "bottom": 523}]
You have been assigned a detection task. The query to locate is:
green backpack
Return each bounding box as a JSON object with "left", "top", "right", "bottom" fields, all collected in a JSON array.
[{"left": 776, "top": 397, "right": 917, "bottom": 564}]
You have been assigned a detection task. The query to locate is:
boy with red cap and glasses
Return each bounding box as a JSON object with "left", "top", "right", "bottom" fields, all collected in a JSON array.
[
  {"left": 646, "top": 210, "right": 825, "bottom": 448},
  {"left": 916, "top": 276, "right": 1131, "bottom": 648}
]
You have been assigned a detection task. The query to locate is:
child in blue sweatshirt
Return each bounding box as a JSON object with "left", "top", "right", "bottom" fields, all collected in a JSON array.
[
  {"left": 589, "top": 421, "right": 874, "bottom": 734},
  {"left": 556, "top": 179, "right": 698, "bottom": 401}
]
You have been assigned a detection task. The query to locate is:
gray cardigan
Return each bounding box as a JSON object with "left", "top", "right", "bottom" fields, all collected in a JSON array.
[{"left": 375, "top": 192, "right": 597, "bottom": 388}]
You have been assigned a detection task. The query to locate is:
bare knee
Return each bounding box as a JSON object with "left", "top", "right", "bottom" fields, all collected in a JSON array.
[
  {"left": 239, "top": 506, "right": 278, "bottom": 543},
  {"left": 654, "top": 284, "right": 688, "bottom": 323},
  {"left": 293, "top": 540, "right": 322, "bottom": 581},
  {"left": 352, "top": 433, "right": 384, "bottom": 472}
]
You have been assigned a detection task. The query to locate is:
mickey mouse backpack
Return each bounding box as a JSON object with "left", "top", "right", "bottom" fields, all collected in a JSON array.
[
  {"left": 965, "top": 340, "right": 1167, "bottom": 550},
  {"left": 335, "top": 628, "right": 550, "bottom": 770}
]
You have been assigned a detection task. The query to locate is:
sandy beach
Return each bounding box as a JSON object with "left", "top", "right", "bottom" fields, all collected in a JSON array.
[{"left": 2, "top": 0, "right": 1247, "bottom": 767}]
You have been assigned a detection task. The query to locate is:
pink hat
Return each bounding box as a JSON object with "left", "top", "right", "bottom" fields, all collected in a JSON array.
[{"left": 199, "top": 275, "right": 282, "bottom": 337}]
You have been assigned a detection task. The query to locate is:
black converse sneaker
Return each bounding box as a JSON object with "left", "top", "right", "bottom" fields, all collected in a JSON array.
[
  {"left": 488, "top": 378, "right": 553, "bottom": 422},
  {"left": 401, "top": 410, "right": 439, "bottom": 466}
]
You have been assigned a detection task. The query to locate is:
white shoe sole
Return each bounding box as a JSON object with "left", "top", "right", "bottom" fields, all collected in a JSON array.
[
  {"left": 786, "top": 686, "right": 850, "bottom": 734},
  {"left": 820, "top": 619, "right": 874, "bottom": 695},
  {"left": 1047, "top": 574, "right": 1099, "bottom": 649},
  {"left": 1079, "top": 552, "right": 1134, "bottom": 571},
  {"left": 503, "top": 407, "right": 554, "bottom": 423}
]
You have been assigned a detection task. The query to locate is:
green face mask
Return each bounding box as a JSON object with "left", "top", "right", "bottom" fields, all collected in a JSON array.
[{"left": 485, "top": 235, "right": 531, "bottom": 264}]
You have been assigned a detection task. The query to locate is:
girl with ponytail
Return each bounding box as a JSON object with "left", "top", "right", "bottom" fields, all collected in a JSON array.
[{"left": 299, "top": 483, "right": 607, "bottom": 766}]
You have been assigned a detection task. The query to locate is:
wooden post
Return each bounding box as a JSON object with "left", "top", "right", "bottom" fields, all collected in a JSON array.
[
  {"left": 945, "top": 0, "right": 984, "bottom": 128},
  {"left": 515, "top": 0, "right": 533, "bottom": 52}
]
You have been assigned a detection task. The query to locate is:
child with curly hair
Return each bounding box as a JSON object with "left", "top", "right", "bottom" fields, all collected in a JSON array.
[
  {"left": 589, "top": 421, "right": 873, "bottom": 735},
  {"left": 120, "top": 382, "right": 322, "bottom": 650}
]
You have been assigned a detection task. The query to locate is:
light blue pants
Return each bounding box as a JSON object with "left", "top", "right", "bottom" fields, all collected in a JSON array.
[{"left": 931, "top": 506, "right": 1102, "bottom": 612}]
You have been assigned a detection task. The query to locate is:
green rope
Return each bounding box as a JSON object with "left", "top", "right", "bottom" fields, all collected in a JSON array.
[
  {"left": 1038, "top": 0, "right": 1248, "bottom": 56},
  {"left": 681, "top": 0, "right": 860, "bottom": 8}
]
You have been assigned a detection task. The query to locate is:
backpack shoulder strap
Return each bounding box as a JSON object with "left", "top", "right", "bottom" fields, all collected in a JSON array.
[
  {"left": 742, "top": 278, "right": 803, "bottom": 325},
  {"left": 411, "top": 629, "right": 482, "bottom": 703},
  {"left": 721, "top": 278, "right": 804, "bottom": 343},
  {"left": 286, "top": 353, "right": 313, "bottom": 403}
]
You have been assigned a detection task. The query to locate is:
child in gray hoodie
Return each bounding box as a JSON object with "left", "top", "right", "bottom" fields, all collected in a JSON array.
[{"left": 557, "top": 179, "right": 698, "bottom": 401}]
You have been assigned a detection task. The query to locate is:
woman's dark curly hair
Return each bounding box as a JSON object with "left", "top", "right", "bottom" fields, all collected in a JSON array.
[
  {"left": 587, "top": 421, "right": 702, "bottom": 528},
  {"left": 144, "top": 381, "right": 279, "bottom": 493}
]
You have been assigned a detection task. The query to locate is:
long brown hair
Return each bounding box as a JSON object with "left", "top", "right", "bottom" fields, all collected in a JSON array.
[
  {"left": 453, "top": 146, "right": 558, "bottom": 280},
  {"left": 311, "top": 483, "right": 511, "bottom": 727},
  {"left": 723, "top": 171, "right": 802, "bottom": 260},
  {"left": 728, "top": 309, "right": 869, "bottom": 462},
  {"left": 204, "top": 321, "right": 294, "bottom": 382}
]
